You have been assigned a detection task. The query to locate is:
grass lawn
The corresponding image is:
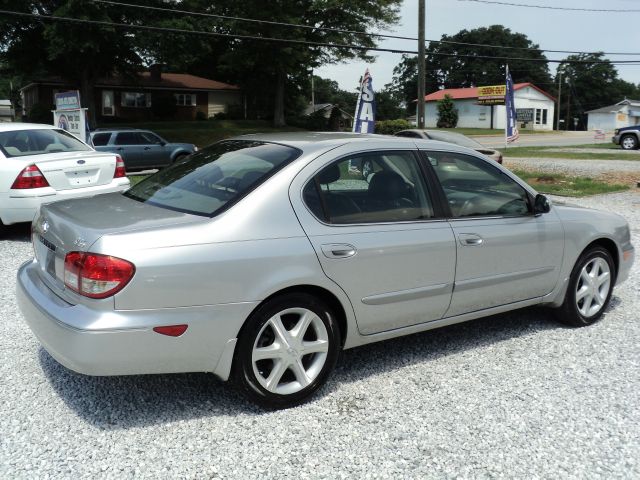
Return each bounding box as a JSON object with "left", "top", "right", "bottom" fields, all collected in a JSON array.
[
  {"left": 97, "top": 120, "right": 304, "bottom": 148},
  {"left": 513, "top": 169, "right": 629, "bottom": 197},
  {"left": 503, "top": 145, "right": 634, "bottom": 160}
]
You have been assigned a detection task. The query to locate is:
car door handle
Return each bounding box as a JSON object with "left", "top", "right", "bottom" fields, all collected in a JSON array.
[
  {"left": 144, "top": 146, "right": 151, "bottom": 150},
  {"left": 321, "top": 244, "right": 357, "bottom": 259},
  {"left": 458, "top": 233, "right": 484, "bottom": 246},
  {"left": 116, "top": 147, "right": 123, "bottom": 151}
]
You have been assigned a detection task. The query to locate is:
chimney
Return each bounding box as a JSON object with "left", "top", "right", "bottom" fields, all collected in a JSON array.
[{"left": 149, "top": 64, "right": 162, "bottom": 82}]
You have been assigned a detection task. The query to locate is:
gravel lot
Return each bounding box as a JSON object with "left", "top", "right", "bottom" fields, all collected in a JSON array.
[
  {"left": 505, "top": 156, "right": 640, "bottom": 181},
  {"left": 1, "top": 192, "right": 639, "bottom": 479}
]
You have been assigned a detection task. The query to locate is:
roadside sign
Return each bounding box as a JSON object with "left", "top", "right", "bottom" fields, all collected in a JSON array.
[
  {"left": 52, "top": 90, "right": 89, "bottom": 143},
  {"left": 477, "top": 85, "right": 506, "bottom": 105},
  {"left": 594, "top": 129, "right": 605, "bottom": 140}
]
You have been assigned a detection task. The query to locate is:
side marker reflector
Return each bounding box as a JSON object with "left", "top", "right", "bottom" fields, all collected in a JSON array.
[{"left": 153, "top": 325, "right": 188, "bottom": 337}]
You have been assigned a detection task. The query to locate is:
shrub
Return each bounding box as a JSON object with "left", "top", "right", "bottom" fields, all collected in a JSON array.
[
  {"left": 375, "top": 119, "right": 412, "bottom": 135},
  {"left": 195, "top": 110, "right": 207, "bottom": 121},
  {"left": 436, "top": 94, "right": 458, "bottom": 128}
]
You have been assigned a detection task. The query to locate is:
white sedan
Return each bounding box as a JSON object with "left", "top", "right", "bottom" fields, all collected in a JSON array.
[{"left": 0, "top": 123, "right": 130, "bottom": 233}]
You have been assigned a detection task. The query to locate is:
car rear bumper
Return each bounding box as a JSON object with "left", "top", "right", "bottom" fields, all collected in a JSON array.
[
  {"left": 1, "top": 178, "right": 130, "bottom": 225},
  {"left": 17, "top": 260, "right": 256, "bottom": 379}
]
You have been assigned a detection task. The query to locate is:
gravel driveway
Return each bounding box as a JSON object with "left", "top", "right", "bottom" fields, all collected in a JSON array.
[
  {"left": 1, "top": 192, "right": 639, "bottom": 479},
  {"left": 504, "top": 157, "right": 640, "bottom": 181}
]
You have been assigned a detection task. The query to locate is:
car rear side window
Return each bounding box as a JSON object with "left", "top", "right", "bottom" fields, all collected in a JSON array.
[
  {"left": 115, "top": 132, "right": 145, "bottom": 145},
  {"left": 124, "top": 140, "right": 301, "bottom": 216},
  {"left": 91, "top": 133, "right": 111, "bottom": 146},
  {"left": 304, "top": 151, "right": 434, "bottom": 224}
]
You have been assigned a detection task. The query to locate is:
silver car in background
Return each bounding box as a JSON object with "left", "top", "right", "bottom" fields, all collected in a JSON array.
[{"left": 17, "top": 133, "right": 635, "bottom": 408}]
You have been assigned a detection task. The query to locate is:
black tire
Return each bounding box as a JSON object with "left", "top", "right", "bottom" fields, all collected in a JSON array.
[
  {"left": 620, "top": 134, "right": 638, "bottom": 150},
  {"left": 173, "top": 153, "right": 189, "bottom": 163},
  {"left": 233, "top": 293, "right": 340, "bottom": 409},
  {"left": 554, "top": 246, "right": 616, "bottom": 327}
]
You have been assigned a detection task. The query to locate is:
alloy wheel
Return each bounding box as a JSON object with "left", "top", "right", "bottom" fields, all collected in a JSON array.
[
  {"left": 251, "top": 307, "right": 330, "bottom": 395},
  {"left": 575, "top": 257, "right": 611, "bottom": 318}
]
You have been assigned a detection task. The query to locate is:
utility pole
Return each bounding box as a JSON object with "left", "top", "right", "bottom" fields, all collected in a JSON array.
[
  {"left": 417, "top": 0, "right": 425, "bottom": 129},
  {"left": 556, "top": 68, "right": 562, "bottom": 131}
]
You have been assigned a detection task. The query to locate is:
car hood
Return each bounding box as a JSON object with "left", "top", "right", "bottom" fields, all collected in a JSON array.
[{"left": 34, "top": 192, "right": 205, "bottom": 253}]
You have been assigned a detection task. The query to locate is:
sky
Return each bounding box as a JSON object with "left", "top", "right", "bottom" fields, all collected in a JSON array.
[{"left": 315, "top": 0, "right": 640, "bottom": 93}]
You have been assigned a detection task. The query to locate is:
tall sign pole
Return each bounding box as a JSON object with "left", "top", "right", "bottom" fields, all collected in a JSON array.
[
  {"left": 417, "top": 0, "right": 425, "bottom": 128},
  {"left": 556, "top": 67, "right": 563, "bottom": 131}
]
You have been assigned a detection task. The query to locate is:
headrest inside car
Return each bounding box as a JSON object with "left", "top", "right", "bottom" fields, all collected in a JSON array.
[{"left": 317, "top": 163, "right": 340, "bottom": 184}]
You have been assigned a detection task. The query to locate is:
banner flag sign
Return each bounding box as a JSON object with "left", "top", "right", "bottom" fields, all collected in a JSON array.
[
  {"left": 53, "top": 91, "right": 90, "bottom": 143},
  {"left": 505, "top": 66, "right": 519, "bottom": 145},
  {"left": 477, "top": 85, "right": 506, "bottom": 105},
  {"left": 352, "top": 69, "right": 376, "bottom": 133}
]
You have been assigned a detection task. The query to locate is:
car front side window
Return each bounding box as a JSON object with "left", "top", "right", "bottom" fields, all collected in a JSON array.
[
  {"left": 304, "top": 151, "right": 434, "bottom": 224},
  {"left": 426, "top": 151, "right": 530, "bottom": 218}
]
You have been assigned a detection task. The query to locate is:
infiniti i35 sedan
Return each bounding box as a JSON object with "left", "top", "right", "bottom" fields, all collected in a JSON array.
[{"left": 17, "top": 133, "right": 635, "bottom": 408}]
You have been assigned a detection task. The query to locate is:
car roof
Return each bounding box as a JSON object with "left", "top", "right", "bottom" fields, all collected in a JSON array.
[
  {"left": 92, "top": 128, "right": 144, "bottom": 133},
  {"left": 0, "top": 123, "right": 59, "bottom": 132},
  {"left": 233, "top": 131, "right": 481, "bottom": 157}
]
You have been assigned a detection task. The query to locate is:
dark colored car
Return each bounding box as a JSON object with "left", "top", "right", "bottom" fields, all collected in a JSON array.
[
  {"left": 612, "top": 125, "right": 640, "bottom": 150},
  {"left": 91, "top": 128, "right": 197, "bottom": 171}
]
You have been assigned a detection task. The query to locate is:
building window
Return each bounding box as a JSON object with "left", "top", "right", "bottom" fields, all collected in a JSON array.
[
  {"left": 102, "top": 90, "right": 114, "bottom": 116},
  {"left": 535, "top": 108, "right": 548, "bottom": 125},
  {"left": 121, "top": 92, "right": 151, "bottom": 108},
  {"left": 175, "top": 93, "right": 196, "bottom": 106}
]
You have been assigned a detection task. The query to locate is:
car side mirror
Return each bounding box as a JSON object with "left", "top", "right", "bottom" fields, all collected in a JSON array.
[
  {"left": 159, "top": 141, "right": 167, "bottom": 146},
  {"left": 534, "top": 194, "right": 550, "bottom": 215}
]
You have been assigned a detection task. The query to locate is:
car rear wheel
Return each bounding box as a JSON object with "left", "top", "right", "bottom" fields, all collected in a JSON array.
[
  {"left": 233, "top": 293, "right": 340, "bottom": 408},
  {"left": 554, "top": 246, "right": 615, "bottom": 327},
  {"left": 620, "top": 134, "right": 638, "bottom": 150}
]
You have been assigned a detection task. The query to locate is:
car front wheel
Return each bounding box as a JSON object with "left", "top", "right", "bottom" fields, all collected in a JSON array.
[
  {"left": 554, "top": 246, "right": 615, "bottom": 327},
  {"left": 620, "top": 134, "right": 638, "bottom": 150},
  {"left": 233, "top": 293, "right": 340, "bottom": 408}
]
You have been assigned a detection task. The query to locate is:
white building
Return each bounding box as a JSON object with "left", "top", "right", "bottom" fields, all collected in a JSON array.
[
  {"left": 586, "top": 99, "right": 640, "bottom": 132},
  {"left": 422, "top": 83, "right": 556, "bottom": 131},
  {"left": 0, "top": 100, "right": 14, "bottom": 122}
]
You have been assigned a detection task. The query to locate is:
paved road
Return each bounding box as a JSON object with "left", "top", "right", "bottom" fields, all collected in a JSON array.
[{"left": 476, "top": 131, "right": 609, "bottom": 149}]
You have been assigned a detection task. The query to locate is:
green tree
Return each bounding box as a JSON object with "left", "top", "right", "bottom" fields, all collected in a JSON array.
[
  {"left": 389, "top": 26, "right": 552, "bottom": 115},
  {"left": 436, "top": 94, "right": 458, "bottom": 128},
  {"left": 0, "top": 0, "right": 160, "bottom": 124},
  {"left": 557, "top": 53, "right": 640, "bottom": 129}
]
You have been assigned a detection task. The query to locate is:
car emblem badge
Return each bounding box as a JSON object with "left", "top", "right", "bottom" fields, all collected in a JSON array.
[
  {"left": 41, "top": 219, "right": 50, "bottom": 234},
  {"left": 74, "top": 237, "right": 87, "bottom": 249},
  {"left": 77, "top": 159, "right": 86, "bottom": 165}
]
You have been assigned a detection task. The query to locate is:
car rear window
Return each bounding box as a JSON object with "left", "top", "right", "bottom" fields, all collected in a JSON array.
[
  {"left": 124, "top": 140, "right": 302, "bottom": 217},
  {"left": 0, "top": 128, "right": 92, "bottom": 157}
]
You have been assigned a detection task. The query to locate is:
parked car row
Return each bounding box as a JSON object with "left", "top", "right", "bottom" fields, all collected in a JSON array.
[{"left": 9, "top": 124, "right": 634, "bottom": 409}]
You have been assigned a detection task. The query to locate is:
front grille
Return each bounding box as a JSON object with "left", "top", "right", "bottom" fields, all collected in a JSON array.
[{"left": 38, "top": 235, "right": 56, "bottom": 252}]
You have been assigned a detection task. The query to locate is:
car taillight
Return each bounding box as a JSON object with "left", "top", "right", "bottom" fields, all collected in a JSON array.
[
  {"left": 113, "top": 154, "right": 126, "bottom": 178},
  {"left": 64, "top": 252, "right": 135, "bottom": 299},
  {"left": 11, "top": 165, "right": 50, "bottom": 189}
]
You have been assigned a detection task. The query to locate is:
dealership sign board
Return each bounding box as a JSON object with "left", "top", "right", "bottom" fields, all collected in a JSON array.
[
  {"left": 477, "top": 85, "right": 506, "bottom": 105},
  {"left": 53, "top": 91, "right": 89, "bottom": 143}
]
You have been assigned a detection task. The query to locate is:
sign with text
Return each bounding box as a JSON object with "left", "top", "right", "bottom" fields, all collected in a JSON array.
[
  {"left": 516, "top": 108, "right": 534, "bottom": 122},
  {"left": 352, "top": 69, "right": 376, "bottom": 133},
  {"left": 55, "top": 91, "right": 81, "bottom": 111},
  {"left": 53, "top": 109, "right": 89, "bottom": 143},
  {"left": 477, "top": 85, "right": 506, "bottom": 105}
]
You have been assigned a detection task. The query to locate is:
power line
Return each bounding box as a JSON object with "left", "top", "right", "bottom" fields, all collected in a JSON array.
[
  {"left": 3, "top": 10, "right": 640, "bottom": 66},
  {"left": 457, "top": 0, "right": 640, "bottom": 13},
  {"left": 92, "top": 0, "right": 640, "bottom": 57}
]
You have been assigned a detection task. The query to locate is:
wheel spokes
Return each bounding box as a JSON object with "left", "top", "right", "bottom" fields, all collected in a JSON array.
[{"left": 575, "top": 256, "right": 612, "bottom": 319}]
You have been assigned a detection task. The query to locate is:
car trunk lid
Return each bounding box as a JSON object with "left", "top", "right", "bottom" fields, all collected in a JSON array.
[
  {"left": 29, "top": 151, "right": 118, "bottom": 190},
  {"left": 32, "top": 192, "right": 205, "bottom": 298}
]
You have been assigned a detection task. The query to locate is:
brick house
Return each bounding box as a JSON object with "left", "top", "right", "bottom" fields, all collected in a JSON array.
[{"left": 20, "top": 66, "right": 243, "bottom": 122}]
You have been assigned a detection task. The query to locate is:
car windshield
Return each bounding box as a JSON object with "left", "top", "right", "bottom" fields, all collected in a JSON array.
[
  {"left": 0, "top": 128, "right": 92, "bottom": 157},
  {"left": 425, "top": 131, "right": 483, "bottom": 149},
  {"left": 124, "top": 140, "right": 302, "bottom": 217}
]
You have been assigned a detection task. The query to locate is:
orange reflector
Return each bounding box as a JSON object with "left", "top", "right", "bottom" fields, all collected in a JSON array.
[
  {"left": 153, "top": 325, "right": 188, "bottom": 337},
  {"left": 623, "top": 250, "right": 633, "bottom": 262}
]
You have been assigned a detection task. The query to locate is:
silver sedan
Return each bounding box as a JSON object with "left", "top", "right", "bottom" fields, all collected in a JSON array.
[{"left": 17, "top": 133, "right": 635, "bottom": 408}]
